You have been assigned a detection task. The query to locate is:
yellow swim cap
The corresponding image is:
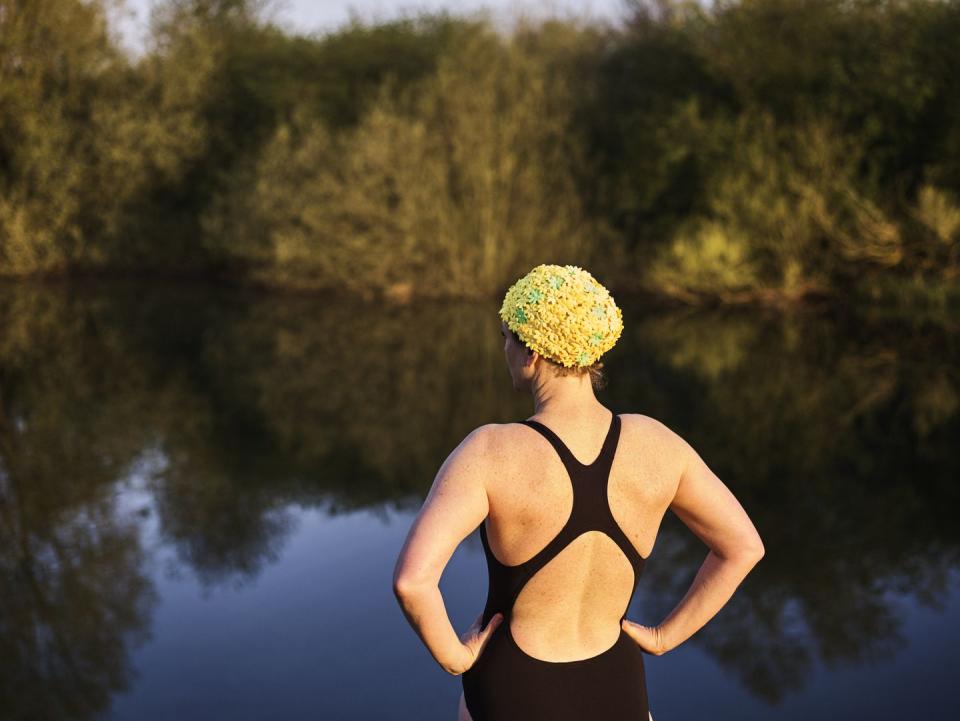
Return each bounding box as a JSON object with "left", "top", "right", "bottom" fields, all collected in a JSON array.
[{"left": 499, "top": 264, "right": 624, "bottom": 368}]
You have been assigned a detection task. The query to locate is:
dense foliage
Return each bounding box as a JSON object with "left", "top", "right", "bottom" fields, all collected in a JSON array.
[{"left": 1, "top": 0, "right": 958, "bottom": 310}]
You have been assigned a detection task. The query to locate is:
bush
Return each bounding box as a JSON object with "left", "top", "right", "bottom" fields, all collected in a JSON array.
[{"left": 202, "top": 20, "right": 603, "bottom": 297}]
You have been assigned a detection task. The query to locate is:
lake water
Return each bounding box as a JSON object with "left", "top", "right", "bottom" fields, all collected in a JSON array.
[{"left": 1, "top": 280, "right": 957, "bottom": 721}]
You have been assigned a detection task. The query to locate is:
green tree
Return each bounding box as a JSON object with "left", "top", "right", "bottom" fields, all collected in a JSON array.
[{"left": 202, "top": 19, "right": 609, "bottom": 297}]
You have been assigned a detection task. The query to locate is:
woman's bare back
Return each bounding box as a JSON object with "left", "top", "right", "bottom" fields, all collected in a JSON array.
[{"left": 480, "top": 411, "right": 683, "bottom": 663}]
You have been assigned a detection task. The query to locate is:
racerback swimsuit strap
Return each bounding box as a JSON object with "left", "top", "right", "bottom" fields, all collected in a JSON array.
[{"left": 493, "top": 412, "right": 646, "bottom": 620}]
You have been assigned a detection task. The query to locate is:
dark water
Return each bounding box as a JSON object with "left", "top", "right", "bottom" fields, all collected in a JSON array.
[{"left": 1, "top": 280, "right": 957, "bottom": 721}]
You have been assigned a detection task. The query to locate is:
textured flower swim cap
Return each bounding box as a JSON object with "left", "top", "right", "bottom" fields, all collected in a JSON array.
[{"left": 499, "top": 264, "right": 624, "bottom": 368}]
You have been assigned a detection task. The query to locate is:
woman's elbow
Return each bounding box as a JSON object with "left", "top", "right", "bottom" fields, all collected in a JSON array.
[
  {"left": 741, "top": 533, "right": 765, "bottom": 564},
  {"left": 393, "top": 573, "right": 421, "bottom": 600},
  {"left": 720, "top": 531, "right": 764, "bottom": 566},
  {"left": 393, "top": 572, "right": 434, "bottom": 600}
]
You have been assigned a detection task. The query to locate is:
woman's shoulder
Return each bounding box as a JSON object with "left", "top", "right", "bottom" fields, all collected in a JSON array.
[
  {"left": 619, "top": 412, "right": 677, "bottom": 437},
  {"left": 459, "top": 422, "right": 521, "bottom": 461},
  {"left": 618, "top": 413, "right": 693, "bottom": 459}
]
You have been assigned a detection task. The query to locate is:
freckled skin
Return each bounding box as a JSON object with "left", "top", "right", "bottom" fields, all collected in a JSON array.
[{"left": 395, "top": 311, "right": 762, "bottom": 721}]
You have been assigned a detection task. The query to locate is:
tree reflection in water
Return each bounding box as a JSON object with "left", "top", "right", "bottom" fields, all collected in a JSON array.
[
  {"left": 0, "top": 282, "right": 956, "bottom": 716},
  {"left": 633, "top": 308, "right": 959, "bottom": 703},
  {"left": 0, "top": 289, "right": 158, "bottom": 720}
]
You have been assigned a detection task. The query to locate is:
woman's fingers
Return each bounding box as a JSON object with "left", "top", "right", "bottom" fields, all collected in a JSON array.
[
  {"left": 482, "top": 613, "right": 503, "bottom": 638},
  {"left": 457, "top": 612, "right": 504, "bottom": 673},
  {"left": 621, "top": 618, "right": 666, "bottom": 655},
  {"left": 476, "top": 613, "right": 503, "bottom": 651},
  {"left": 624, "top": 620, "right": 653, "bottom": 652}
]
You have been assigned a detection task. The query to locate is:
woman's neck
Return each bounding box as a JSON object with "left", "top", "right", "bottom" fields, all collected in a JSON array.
[{"left": 530, "top": 377, "right": 603, "bottom": 417}]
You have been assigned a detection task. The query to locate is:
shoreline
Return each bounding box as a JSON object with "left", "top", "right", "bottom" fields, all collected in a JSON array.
[{"left": 2, "top": 267, "right": 957, "bottom": 327}]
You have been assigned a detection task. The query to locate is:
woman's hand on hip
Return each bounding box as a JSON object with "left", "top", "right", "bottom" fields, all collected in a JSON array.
[
  {"left": 622, "top": 618, "right": 668, "bottom": 656},
  {"left": 452, "top": 612, "right": 504, "bottom": 674}
]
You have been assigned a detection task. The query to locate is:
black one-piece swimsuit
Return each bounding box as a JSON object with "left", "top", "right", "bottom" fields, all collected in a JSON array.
[{"left": 461, "top": 412, "right": 650, "bottom": 720}]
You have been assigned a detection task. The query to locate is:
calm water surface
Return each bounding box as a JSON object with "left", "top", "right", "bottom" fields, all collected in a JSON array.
[{"left": 1, "top": 281, "right": 957, "bottom": 720}]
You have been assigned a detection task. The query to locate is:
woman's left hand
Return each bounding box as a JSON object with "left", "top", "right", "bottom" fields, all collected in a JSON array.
[{"left": 452, "top": 612, "right": 504, "bottom": 674}]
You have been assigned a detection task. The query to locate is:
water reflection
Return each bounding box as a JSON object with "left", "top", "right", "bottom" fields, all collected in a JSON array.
[
  {"left": 634, "top": 308, "right": 960, "bottom": 703},
  {"left": 0, "top": 281, "right": 956, "bottom": 717},
  {"left": 0, "top": 288, "right": 158, "bottom": 718}
]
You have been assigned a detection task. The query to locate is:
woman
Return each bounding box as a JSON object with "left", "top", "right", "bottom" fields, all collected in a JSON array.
[{"left": 393, "top": 264, "right": 765, "bottom": 720}]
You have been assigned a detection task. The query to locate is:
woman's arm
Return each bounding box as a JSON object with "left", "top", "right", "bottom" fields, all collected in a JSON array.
[
  {"left": 393, "top": 580, "right": 475, "bottom": 674},
  {"left": 625, "top": 429, "right": 764, "bottom": 655},
  {"left": 392, "top": 425, "right": 498, "bottom": 674}
]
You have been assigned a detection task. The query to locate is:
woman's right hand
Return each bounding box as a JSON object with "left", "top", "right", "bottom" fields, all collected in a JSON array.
[{"left": 621, "top": 618, "right": 667, "bottom": 656}]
